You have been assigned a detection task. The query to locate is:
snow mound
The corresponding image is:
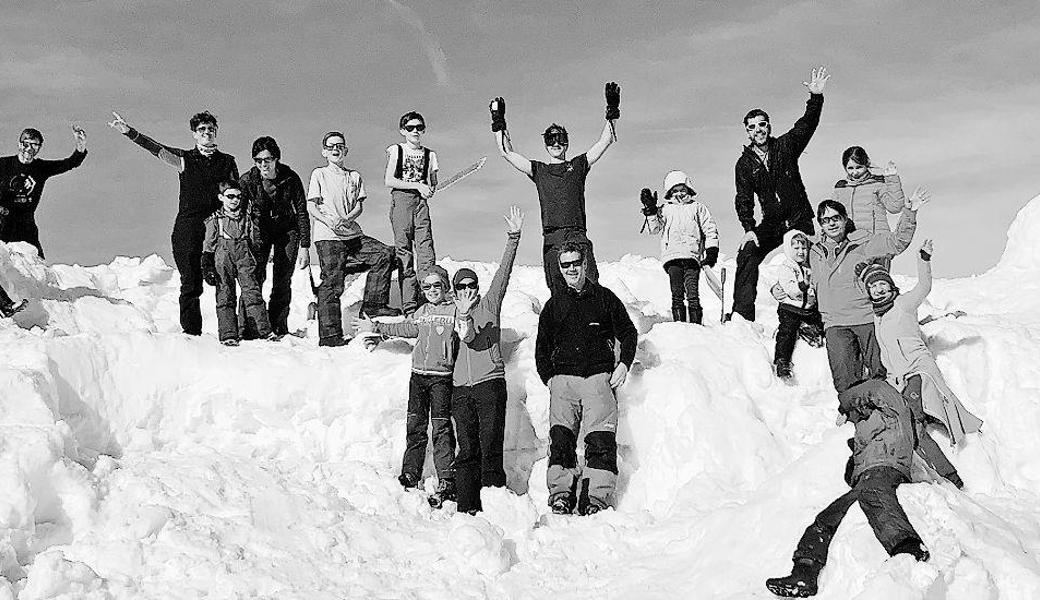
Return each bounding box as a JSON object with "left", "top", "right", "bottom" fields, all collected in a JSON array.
[{"left": 1, "top": 195, "right": 1040, "bottom": 598}]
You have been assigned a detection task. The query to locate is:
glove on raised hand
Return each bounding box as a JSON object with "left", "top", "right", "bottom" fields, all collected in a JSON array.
[
  {"left": 489, "top": 97, "right": 507, "bottom": 132},
  {"left": 605, "top": 82, "right": 621, "bottom": 120},
  {"left": 639, "top": 188, "right": 658, "bottom": 216}
]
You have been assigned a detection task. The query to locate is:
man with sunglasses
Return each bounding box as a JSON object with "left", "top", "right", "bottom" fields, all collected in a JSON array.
[
  {"left": 385, "top": 111, "right": 439, "bottom": 317},
  {"left": 307, "top": 131, "right": 396, "bottom": 347},
  {"left": 730, "top": 67, "right": 830, "bottom": 322},
  {"left": 490, "top": 82, "right": 620, "bottom": 296},
  {"left": 535, "top": 241, "right": 637, "bottom": 516},
  {"left": 110, "top": 111, "right": 239, "bottom": 335},
  {"left": 0, "top": 126, "right": 88, "bottom": 259}
]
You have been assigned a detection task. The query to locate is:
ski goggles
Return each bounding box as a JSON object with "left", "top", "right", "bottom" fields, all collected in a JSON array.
[{"left": 543, "top": 131, "right": 569, "bottom": 147}]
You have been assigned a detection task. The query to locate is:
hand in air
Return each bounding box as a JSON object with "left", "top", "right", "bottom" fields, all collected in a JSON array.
[
  {"left": 802, "top": 67, "right": 830, "bottom": 94},
  {"left": 108, "top": 112, "right": 131, "bottom": 135},
  {"left": 504, "top": 205, "right": 524, "bottom": 235},
  {"left": 454, "top": 286, "right": 479, "bottom": 314},
  {"left": 905, "top": 186, "right": 931, "bottom": 211}
]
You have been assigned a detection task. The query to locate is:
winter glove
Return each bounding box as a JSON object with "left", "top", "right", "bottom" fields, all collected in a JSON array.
[
  {"left": 702, "top": 247, "right": 719, "bottom": 268},
  {"left": 919, "top": 249, "right": 931, "bottom": 261},
  {"left": 797, "top": 281, "right": 809, "bottom": 294},
  {"left": 201, "top": 252, "right": 218, "bottom": 287},
  {"left": 639, "top": 188, "right": 658, "bottom": 216},
  {"left": 489, "top": 97, "right": 507, "bottom": 133},
  {"left": 605, "top": 82, "right": 621, "bottom": 120}
]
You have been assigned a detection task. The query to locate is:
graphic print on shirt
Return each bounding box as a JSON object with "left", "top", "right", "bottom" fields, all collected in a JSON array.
[
  {"left": 400, "top": 151, "right": 427, "bottom": 183},
  {"left": 6, "top": 174, "right": 36, "bottom": 203}
]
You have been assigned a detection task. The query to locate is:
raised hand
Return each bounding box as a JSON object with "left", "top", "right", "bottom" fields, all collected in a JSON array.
[
  {"left": 71, "top": 124, "right": 87, "bottom": 151},
  {"left": 504, "top": 205, "right": 524, "bottom": 235},
  {"left": 640, "top": 188, "right": 658, "bottom": 216},
  {"left": 905, "top": 186, "right": 931, "bottom": 211},
  {"left": 802, "top": 67, "right": 830, "bottom": 95},
  {"left": 489, "top": 97, "right": 507, "bottom": 133},
  {"left": 454, "top": 286, "right": 478, "bottom": 314},
  {"left": 882, "top": 161, "right": 898, "bottom": 176},
  {"left": 108, "top": 112, "right": 131, "bottom": 135},
  {"left": 920, "top": 239, "right": 934, "bottom": 260},
  {"left": 605, "top": 82, "right": 621, "bottom": 120}
]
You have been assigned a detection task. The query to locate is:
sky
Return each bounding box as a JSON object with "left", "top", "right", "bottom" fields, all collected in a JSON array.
[{"left": 1, "top": 0, "right": 1038, "bottom": 277}]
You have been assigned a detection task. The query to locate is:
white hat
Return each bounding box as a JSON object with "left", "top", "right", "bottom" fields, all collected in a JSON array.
[{"left": 663, "top": 170, "right": 696, "bottom": 198}]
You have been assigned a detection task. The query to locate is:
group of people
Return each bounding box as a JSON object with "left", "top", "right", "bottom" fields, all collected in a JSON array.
[{"left": 0, "top": 66, "right": 983, "bottom": 596}]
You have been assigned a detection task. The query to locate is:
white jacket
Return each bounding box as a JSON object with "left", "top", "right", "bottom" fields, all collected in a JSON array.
[
  {"left": 647, "top": 199, "right": 718, "bottom": 264},
  {"left": 774, "top": 229, "right": 817, "bottom": 309}
]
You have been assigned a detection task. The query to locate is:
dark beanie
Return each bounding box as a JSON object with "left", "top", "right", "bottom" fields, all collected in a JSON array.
[
  {"left": 855, "top": 262, "right": 894, "bottom": 289},
  {"left": 453, "top": 268, "right": 478, "bottom": 287}
]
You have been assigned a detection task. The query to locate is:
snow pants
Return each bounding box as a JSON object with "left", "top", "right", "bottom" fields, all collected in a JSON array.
[
  {"left": 241, "top": 228, "right": 300, "bottom": 337},
  {"left": 314, "top": 237, "right": 394, "bottom": 346},
  {"left": 903, "top": 375, "right": 957, "bottom": 479},
  {"left": 664, "top": 258, "right": 702, "bottom": 323},
  {"left": 825, "top": 323, "right": 886, "bottom": 393},
  {"left": 452, "top": 378, "right": 508, "bottom": 513},
  {"left": 731, "top": 219, "right": 814, "bottom": 322},
  {"left": 215, "top": 239, "right": 271, "bottom": 342},
  {"left": 793, "top": 466, "right": 922, "bottom": 566},
  {"left": 542, "top": 228, "right": 599, "bottom": 297},
  {"left": 775, "top": 304, "right": 824, "bottom": 365},
  {"left": 172, "top": 218, "right": 207, "bottom": 335},
  {"left": 547, "top": 373, "right": 618, "bottom": 512},
  {"left": 401, "top": 372, "right": 456, "bottom": 482},
  {"left": 390, "top": 190, "right": 436, "bottom": 315}
]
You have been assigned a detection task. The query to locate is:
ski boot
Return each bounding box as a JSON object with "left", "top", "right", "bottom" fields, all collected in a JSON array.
[
  {"left": 891, "top": 539, "right": 930, "bottom": 562},
  {"left": 549, "top": 496, "right": 573, "bottom": 515},
  {"left": 0, "top": 299, "right": 27, "bottom": 319},
  {"left": 765, "top": 559, "right": 821, "bottom": 597},
  {"left": 428, "top": 479, "right": 457, "bottom": 509}
]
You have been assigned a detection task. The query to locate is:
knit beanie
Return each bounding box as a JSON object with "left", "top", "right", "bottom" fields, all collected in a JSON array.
[
  {"left": 855, "top": 262, "right": 899, "bottom": 315},
  {"left": 452, "top": 268, "right": 479, "bottom": 288}
]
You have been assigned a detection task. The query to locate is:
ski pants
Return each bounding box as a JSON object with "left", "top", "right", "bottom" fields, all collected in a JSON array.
[
  {"left": 664, "top": 258, "right": 702, "bottom": 323},
  {"left": 314, "top": 237, "right": 394, "bottom": 346},
  {"left": 215, "top": 239, "right": 271, "bottom": 342},
  {"left": 825, "top": 323, "right": 886, "bottom": 393},
  {"left": 452, "top": 378, "right": 508, "bottom": 513},
  {"left": 903, "top": 375, "right": 957, "bottom": 479},
  {"left": 390, "top": 190, "right": 436, "bottom": 315},
  {"left": 731, "top": 220, "right": 814, "bottom": 322},
  {"left": 172, "top": 218, "right": 206, "bottom": 335},
  {"left": 547, "top": 372, "right": 618, "bottom": 512},
  {"left": 542, "top": 228, "right": 599, "bottom": 297},
  {"left": 775, "top": 304, "right": 824, "bottom": 365},
  {"left": 241, "top": 228, "right": 300, "bottom": 337},
  {"left": 401, "top": 372, "right": 456, "bottom": 482},
  {"left": 793, "top": 466, "right": 922, "bottom": 566}
]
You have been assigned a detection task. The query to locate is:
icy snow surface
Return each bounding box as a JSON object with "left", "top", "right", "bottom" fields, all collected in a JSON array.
[{"left": 2, "top": 196, "right": 1040, "bottom": 599}]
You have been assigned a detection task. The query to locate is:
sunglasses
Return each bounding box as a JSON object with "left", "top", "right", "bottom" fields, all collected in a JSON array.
[
  {"left": 223, "top": 192, "right": 242, "bottom": 199},
  {"left": 558, "top": 259, "right": 583, "bottom": 269},
  {"left": 544, "top": 134, "right": 568, "bottom": 147},
  {"left": 324, "top": 143, "right": 347, "bottom": 151},
  {"left": 820, "top": 215, "right": 845, "bottom": 225},
  {"left": 19, "top": 140, "right": 42, "bottom": 149},
  {"left": 746, "top": 123, "right": 769, "bottom": 131},
  {"left": 403, "top": 124, "right": 426, "bottom": 133},
  {"left": 454, "top": 281, "right": 478, "bottom": 291},
  {"left": 420, "top": 281, "right": 444, "bottom": 291}
]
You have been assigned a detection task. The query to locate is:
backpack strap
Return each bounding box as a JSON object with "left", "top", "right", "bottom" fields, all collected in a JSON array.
[
  {"left": 394, "top": 144, "right": 403, "bottom": 179},
  {"left": 421, "top": 147, "right": 431, "bottom": 184}
]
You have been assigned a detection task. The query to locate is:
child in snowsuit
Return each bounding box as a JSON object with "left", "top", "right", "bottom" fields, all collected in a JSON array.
[
  {"left": 857, "top": 242, "right": 983, "bottom": 489},
  {"left": 356, "top": 265, "right": 459, "bottom": 508},
  {"left": 772, "top": 229, "right": 824, "bottom": 380},
  {"left": 640, "top": 170, "right": 719, "bottom": 324},
  {"left": 202, "top": 181, "right": 273, "bottom": 346},
  {"left": 766, "top": 379, "right": 929, "bottom": 598}
]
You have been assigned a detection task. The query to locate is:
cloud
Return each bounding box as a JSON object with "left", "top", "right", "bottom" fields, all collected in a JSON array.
[
  {"left": 384, "top": 0, "right": 451, "bottom": 87},
  {"left": 0, "top": 50, "right": 150, "bottom": 94}
]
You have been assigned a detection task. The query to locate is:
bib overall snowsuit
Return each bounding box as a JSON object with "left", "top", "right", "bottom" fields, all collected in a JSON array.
[{"left": 203, "top": 209, "right": 271, "bottom": 342}]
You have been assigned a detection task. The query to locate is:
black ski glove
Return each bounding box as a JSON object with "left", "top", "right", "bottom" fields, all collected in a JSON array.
[
  {"left": 702, "top": 247, "right": 719, "bottom": 268},
  {"left": 640, "top": 188, "right": 658, "bottom": 216},
  {"left": 201, "top": 252, "right": 218, "bottom": 286},
  {"left": 919, "top": 248, "right": 932, "bottom": 261},
  {"left": 798, "top": 281, "right": 809, "bottom": 294},
  {"left": 605, "top": 82, "right": 621, "bottom": 120},
  {"left": 489, "top": 97, "right": 507, "bottom": 133}
]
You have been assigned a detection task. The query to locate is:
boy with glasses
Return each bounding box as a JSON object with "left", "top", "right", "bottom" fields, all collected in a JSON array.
[{"left": 385, "top": 111, "right": 439, "bottom": 316}]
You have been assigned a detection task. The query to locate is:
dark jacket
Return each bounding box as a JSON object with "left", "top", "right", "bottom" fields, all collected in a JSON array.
[
  {"left": 734, "top": 94, "right": 823, "bottom": 239},
  {"left": 535, "top": 280, "right": 637, "bottom": 384},
  {"left": 839, "top": 379, "right": 914, "bottom": 485},
  {"left": 239, "top": 164, "right": 310, "bottom": 247}
]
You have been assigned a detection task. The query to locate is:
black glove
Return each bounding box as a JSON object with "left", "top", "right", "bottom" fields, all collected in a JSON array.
[
  {"left": 489, "top": 97, "right": 506, "bottom": 133},
  {"left": 605, "top": 82, "right": 621, "bottom": 120},
  {"left": 639, "top": 188, "right": 658, "bottom": 216},
  {"left": 702, "top": 247, "right": 719, "bottom": 268},
  {"left": 797, "top": 281, "right": 809, "bottom": 293},
  {"left": 201, "top": 252, "right": 218, "bottom": 286},
  {"left": 919, "top": 249, "right": 932, "bottom": 261}
]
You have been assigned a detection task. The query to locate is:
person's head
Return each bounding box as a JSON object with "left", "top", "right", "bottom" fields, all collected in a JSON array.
[
  {"left": 842, "top": 146, "right": 871, "bottom": 181},
  {"left": 789, "top": 232, "right": 810, "bottom": 264},
  {"left": 399, "top": 112, "right": 426, "bottom": 146},
  {"left": 855, "top": 261, "right": 897, "bottom": 303},
  {"left": 557, "top": 242, "right": 587, "bottom": 289},
  {"left": 743, "top": 109, "right": 770, "bottom": 147},
  {"left": 419, "top": 266, "right": 451, "bottom": 304},
  {"left": 452, "top": 268, "right": 480, "bottom": 302},
  {"left": 817, "top": 199, "right": 854, "bottom": 241},
  {"left": 251, "top": 136, "right": 281, "bottom": 180},
  {"left": 542, "top": 124, "right": 569, "bottom": 160},
  {"left": 18, "top": 128, "right": 43, "bottom": 162},
  {"left": 189, "top": 111, "right": 218, "bottom": 149},
  {"left": 218, "top": 180, "right": 243, "bottom": 212},
  {"left": 662, "top": 170, "right": 696, "bottom": 204},
  {"left": 321, "top": 131, "right": 348, "bottom": 165}
]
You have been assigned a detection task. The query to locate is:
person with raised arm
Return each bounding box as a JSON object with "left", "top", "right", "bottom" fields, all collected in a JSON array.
[{"left": 833, "top": 146, "right": 906, "bottom": 235}]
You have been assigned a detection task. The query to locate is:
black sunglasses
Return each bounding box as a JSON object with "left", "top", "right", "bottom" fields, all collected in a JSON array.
[
  {"left": 558, "top": 259, "right": 583, "bottom": 269},
  {"left": 454, "top": 281, "right": 478, "bottom": 291},
  {"left": 403, "top": 124, "right": 426, "bottom": 132}
]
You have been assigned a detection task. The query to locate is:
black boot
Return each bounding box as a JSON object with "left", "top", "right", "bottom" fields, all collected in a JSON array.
[
  {"left": 671, "top": 304, "right": 687, "bottom": 322},
  {"left": 428, "top": 478, "right": 457, "bottom": 509},
  {"left": 891, "top": 538, "right": 930, "bottom": 562},
  {"left": 944, "top": 471, "right": 964, "bottom": 489},
  {"left": 687, "top": 303, "right": 703, "bottom": 325},
  {"left": 765, "top": 559, "right": 821, "bottom": 597},
  {"left": 774, "top": 358, "right": 793, "bottom": 381}
]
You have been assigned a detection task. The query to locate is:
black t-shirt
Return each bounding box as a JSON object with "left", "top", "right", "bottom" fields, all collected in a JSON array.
[
  {"left": 529, "top": 153, "right": 590, "bottom": 232},
  {"left": 0, "top": 151, "right": 87, "bottom": 220}
]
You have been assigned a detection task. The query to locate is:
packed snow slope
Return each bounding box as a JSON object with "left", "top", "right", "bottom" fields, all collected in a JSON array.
[{"left": 2, "top": 196, "right": 1040, "bottom": 599}]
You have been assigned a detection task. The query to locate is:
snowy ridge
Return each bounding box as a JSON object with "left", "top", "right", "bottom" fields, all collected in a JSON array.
[{"left": 0, "top": 195, "right": 1039, "bottom": 598}]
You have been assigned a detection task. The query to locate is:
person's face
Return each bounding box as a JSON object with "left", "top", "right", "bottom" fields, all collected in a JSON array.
[
  {"left": 558, "top": 251, "right": 586, "bottom": 288},
  {"left": 868, "top": 279, "right": 894, "bottom": 303},
  {"left": 18, "top": 134, "right": 41, "bottom": 161},
  {"left": 421, "top": 274, "right": 445, "bottom": 303},
  {"left": 322, "top": 136, "right": 347, "bottom": 164},
  {"left": 745, "top": 116, "right": 770, "bottom": 146},
  {"left": 791, "top": 238, "right": 809, "bottom": 263},
  {"left": 845, "top": 159, "right": 869, "bottom": 181},
  {"left": 193, "top": 122, "right": 218, "bottom": 148},
  {"left": 545, "top": 138, "right": 568, "bottom": 160},
  {"left": 454, "top": 277, "right": 479, "bottom": 301},
  {"left": 220, "top": 188, "right": 242, "bottom": 212},
  {"left": 819, "top": 208, "right": 847, "bottom": 241},
  {"left": 254, "top": 150, "right": 279, "bottom": 180},
  {"left": 669, "top": 185, "right": 694, "bottom": 204},
  {"left": 400, "top": 120, "right": 425, "bottom": 146}
]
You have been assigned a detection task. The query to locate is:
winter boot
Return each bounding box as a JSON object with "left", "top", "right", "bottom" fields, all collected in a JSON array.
[
  {"left": 580, "top": 503, "right": 603, "bottom": 516},
  {"left": 945, "top": 471, "right": 964, "bottom": 489},
  {"left": 428, "top": 479, "right": 457, "bottom": 509},
  {"left": 891, "top": 538, "right": 930, "bottom": 562},
  {"left": 671, "top": 305, "right": 687, "bottom": 323},
  {"left": 765, "top": 559, "right": 821, "bottom": 597},
  {"left": 398, "top": 472, "right": 420, "bottom": 490},
  {"left": 687, "top": 303, "right": 703, "bottom": 325},
  {"left": 774, "top": 359, "right": 793, "bottom": 381},
  {"left": 0, "top": 299, "right": 27, "bottom": 319},
  {"left": 222, "top": 338, "right": 240, "bottom": 347},
  {"left": 549, "top": 495, "right": 573, "bottom": 515}
]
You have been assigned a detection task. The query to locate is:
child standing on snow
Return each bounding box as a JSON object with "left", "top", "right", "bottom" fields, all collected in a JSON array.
[
  {"left": 202, "top": 181, "right": 275, "bottom": 346},
  {"left": 771, "top": 230, "right": 824, "bottom": 381},
  {"left": 857, "top": 241, "right": 983, "bottom": 488},
  {"left": 640, "top": 170, "right": 719, "bottom": 324}
]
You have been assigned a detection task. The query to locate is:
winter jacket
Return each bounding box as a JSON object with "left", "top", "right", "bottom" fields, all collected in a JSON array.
[
  {"left": 833, "top": 174, "right": 906, "bottom": 234},
  {"left": 839, "top": 379, "right": 915, "bottom": 484},
  {"left": 811, "top": 207, "right": 917, "bottom": 327},
  {"left": 774, "top": 229, "right": 817, "bottom": 310},
  {"left": 535, "top": 280, "right": 638, "bottom": 384},
  {"left": 646, "top": 199, "right": 719, "bottom": 264},
  {"left": 203, "top": 208, "right": 262, "bottom": 254},
  {"left": 455, "top": 232, "right": 519, "bottom": 387},
  {"left": 239, "top": 164, "right": 310, "bottom": 248},
  {"left": 376, "top": 300, "right": 460, "bottom": 376},
  {"left": 874, "top": 255, "right": 983, "bottom": 445},
  {"left": 734, "top": 94, "right": 822, "bottom": 240}
]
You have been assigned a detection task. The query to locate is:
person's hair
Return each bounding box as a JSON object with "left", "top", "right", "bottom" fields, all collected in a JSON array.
[
  {"left": 399, "top": 112, "right": 425, "bottom": 129},
  {"left": 218, "top": 180, "right": 242, "bottom": 194},
  {"left": 251, "top": 136, "right": 281, "bottom": 160},
  {"left": 322, "top": 131, "right": 345, "bottom": 147},
  {"left": 842, "top": 146, "right": 871, "bottom": 169},
  {"left": 557, "top": 242, "right": 586, "bottom": 264},
  {"left": 790, "top": 234, "right": 809, "bottom": 248},
  {"left": 189, "top": 111, "right": 218, "bottom": 131},
  {"left": 743, "top": 109, "right": 770, "bottom": 127},
  {"left": 543, "top": 123, "right": 568, "bottom": 137},
  {"left": 817, "top": 199, "right": 856, "bottom": 234},
  {"left": 19, "top": 128, "right": 43, "bottom": 144}
]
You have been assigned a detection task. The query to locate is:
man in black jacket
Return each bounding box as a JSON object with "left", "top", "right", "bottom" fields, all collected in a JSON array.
[
  {"left": 535, "top": 241, "right": 637, "bottom": 516},
  {"left": 730, "top": 67, "right": 829, "bottom": 322}
]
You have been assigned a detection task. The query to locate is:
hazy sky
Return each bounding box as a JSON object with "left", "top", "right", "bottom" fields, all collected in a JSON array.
[{"left": 2, "top": 0, "right": 1038, "bottom": 276}]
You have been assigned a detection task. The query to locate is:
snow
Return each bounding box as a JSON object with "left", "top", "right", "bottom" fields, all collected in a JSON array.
[{"left": 2, "top": 195, "right": 1040, "bottom": 598}]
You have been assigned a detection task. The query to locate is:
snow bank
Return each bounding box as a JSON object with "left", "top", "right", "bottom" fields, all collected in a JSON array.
[{"left": 0, "top": 196, "right": 1039, "bottom": 598}]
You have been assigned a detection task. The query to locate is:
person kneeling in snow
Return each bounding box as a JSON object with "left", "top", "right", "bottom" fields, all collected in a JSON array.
[
  {"left": 535, "top": 242, "right": 638, "bottom": 516},
  {"left": 766, "top": 379, "right": 929, "bottom": 598},
  {"left": 771, "top": 230, "right": 824, "bottom": 381},
  {"left": 640, "top": 170, "right": 719, "bottom": 324},
  {"left": 856, "top": 241, "right": 982, "bottom": 489}
]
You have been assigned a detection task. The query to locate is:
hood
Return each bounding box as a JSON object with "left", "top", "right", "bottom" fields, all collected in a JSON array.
[{"left": 781, "top": 229, "right": 811, "bottom": 263}]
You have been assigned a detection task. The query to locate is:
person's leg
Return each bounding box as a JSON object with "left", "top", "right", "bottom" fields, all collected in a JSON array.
[
  {"left": 577, "top": 372, "right": 619, "bottom": 513},
  {"left": 730, "top": 232, "right": 777, "bottom": 321},
  {"left": 791, "top": 489, "right": 859, "bottom": 566},
  {"left": 685, "top": 261, "right": 702, "bottom": 324},
  {"left": 542, "top": 231, "right": 567, "bottom": 296},
  {"left": 352, "top": 235, "right": 395, "bottom": 314},
  {"left": 856, "top": 467, "right": 926, "bottom": 557},
  {"left": 401, "top": 372, "right": 432, "bottom": 482},
  {"left": 267, "top": 230, "right": 298, "bottom": 335},
  {"left": 903, "top": 375, "right": 958, "bottom": 481},
  {"left": 665, "top": 261, "right": 687, "bottom": 322},
  {"left": 547, "top": 375, "right": 582, "bottom": 510},
  {"left": 452, "top": 385, "right": 482, "bottom": 513},
  {"left": 855, "top": 323, "right": 887, "bottom": 381},
  {"left": 390, "top": 192, "right": 419, "bottom": 314},
  {"left": 214, "top": 249, "right": 239, "bottom": 342},
  {"left": 413, "top": 198, "right": 436, "bottom": 274},
  {"left": 825, "top": 326, "right": 863, "bottom": 393},
  {"left": 315, "top": 240, "right": 347, "bottom": 346},
  {"left": 235, "top": 245, "right": 272, "bottom": 338},
  {"left": 775, "top": 306, "right": 801, "bottom": 370},
  {"left": 172, "top": 220, "right": 206, "bottom": 335},
  {"left": 428, "top": 375, "right": 456, "bottom": 483},
  {"left": 478, "top": 378, "right": 508, "bottom": 488},
  {"left": 240, "top": 239, "right": 272, "bottom": 339}
]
